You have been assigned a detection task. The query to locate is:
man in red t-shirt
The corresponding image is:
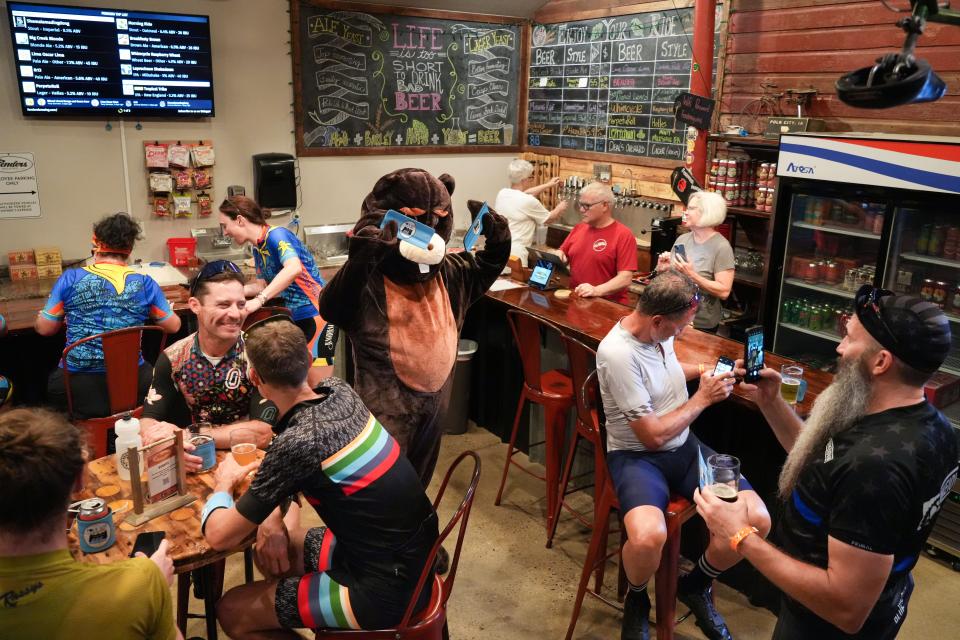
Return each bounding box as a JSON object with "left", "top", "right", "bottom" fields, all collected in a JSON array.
[{"left": 559, "top": 182, "right": 638, "bottom": 305}]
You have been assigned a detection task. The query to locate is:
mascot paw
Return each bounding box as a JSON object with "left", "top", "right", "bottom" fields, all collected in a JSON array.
[
  {"left": 348, "top": 222, "right": 398, "bottom": 261},
  {"left": 468, "top": 200, "right": 510, "bottom": 244}
]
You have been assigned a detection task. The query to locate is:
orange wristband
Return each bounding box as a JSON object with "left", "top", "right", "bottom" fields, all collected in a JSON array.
[{"left": 730, "top": 526, "right": 759, "bottom": 553}]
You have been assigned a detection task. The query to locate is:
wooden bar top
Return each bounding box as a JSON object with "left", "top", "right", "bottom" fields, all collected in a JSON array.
[
  {"left": 69, "top": 449, "right": 261, "bottom": 574},
  {"left": 485, "top": 278, "right": 830, "bottom": 416}
]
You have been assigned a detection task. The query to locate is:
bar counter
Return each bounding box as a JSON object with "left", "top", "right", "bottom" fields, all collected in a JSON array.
[{"left": 483, "top": 278, "right": 830, "bottom": 417}]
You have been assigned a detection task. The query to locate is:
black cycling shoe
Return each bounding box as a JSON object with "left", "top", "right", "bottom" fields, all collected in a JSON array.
[
  {"left": 677, "top": 583, "right": 734, "bottom": 640},
  {"left": 621, "top": 588, "right": 651, "bottom": 640}
]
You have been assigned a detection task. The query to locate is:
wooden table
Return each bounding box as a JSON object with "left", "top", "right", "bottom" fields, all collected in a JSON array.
[
  {"left": 485, "top": 277, "right": 831, "bottom": 417},
  {"left": 70, "top": 449, "right": 261, "bottom": 639}
]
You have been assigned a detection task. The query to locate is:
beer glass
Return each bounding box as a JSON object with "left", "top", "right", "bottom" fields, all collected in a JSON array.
[
  {"left": 706, "top": 454, "right": 740, "bottom": 502},
  {"left": 780, "top": 364, "right": 804, "bottom": 405},
  {"left": 230, "top": 428, "right": 257, "bottom": 466}
]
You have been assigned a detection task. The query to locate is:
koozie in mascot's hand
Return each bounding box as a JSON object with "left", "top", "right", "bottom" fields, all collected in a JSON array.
[
  {"left": 317, "top": 168, "right": 511, "bottom": 485},
  {"left": 463, "top": 202, "right": 490, "bottom": 252}
]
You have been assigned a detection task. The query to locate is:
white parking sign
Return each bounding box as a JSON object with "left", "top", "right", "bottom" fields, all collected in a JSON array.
[{"left": 0, "top": 152, "right": 41, "bottom": 219}]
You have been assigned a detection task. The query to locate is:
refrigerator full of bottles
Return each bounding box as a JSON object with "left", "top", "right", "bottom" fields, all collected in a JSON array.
[{"left": 763, "top": 133, "right": 960, "bottom": 422}]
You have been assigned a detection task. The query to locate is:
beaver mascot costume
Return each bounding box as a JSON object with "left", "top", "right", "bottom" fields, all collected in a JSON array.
[{"left": 319, "top": 168, "right": 511, "bottom": 485}]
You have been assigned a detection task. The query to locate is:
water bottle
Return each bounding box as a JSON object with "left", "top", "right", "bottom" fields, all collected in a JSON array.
[{"left": 114, "top": 413, "right": 142, "bottom": 482}]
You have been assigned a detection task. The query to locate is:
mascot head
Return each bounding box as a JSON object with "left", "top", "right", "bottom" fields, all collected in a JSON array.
[{"left": 356, "top": 168, "right": 455, "bottom": 284}]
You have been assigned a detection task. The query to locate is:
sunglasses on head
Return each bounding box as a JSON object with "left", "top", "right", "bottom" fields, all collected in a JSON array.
[
  {"left": 655, "top": 287, "right": 701, "bottom": 317},
  {"left": 855, "top": 284, "right": 898, "bottom": 347},
  {"left": 190, "top": 260, "right": 242, "bottom": 297}
]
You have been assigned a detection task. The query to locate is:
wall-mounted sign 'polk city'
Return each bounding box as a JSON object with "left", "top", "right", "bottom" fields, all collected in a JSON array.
[{"left": 0, "top": 152, "right": 41, "bottom": 219}]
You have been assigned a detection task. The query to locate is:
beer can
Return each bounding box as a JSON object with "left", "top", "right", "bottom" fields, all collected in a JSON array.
[
  {"left": 77, "top": 498, "right": 115, "bottom": 553},
  {"left": 191, "top": 434, "right": 217, "bottom": 472},
  {"left": 920, "top": 278, "right": 936, "bottom": 302}
]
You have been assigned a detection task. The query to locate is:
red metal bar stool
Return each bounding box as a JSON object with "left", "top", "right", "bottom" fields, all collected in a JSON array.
[
  {"left": 564, "top": 372, "right": 698, "bottom": 640},
  {"left": 62, "top": 325, "right": 167, "bottom": 458},
  {"left": 547, "top": 334, "right": 600, "bottom": 548},
  {"left": 494, "top": 309, "right": 574, "bottom": 547}
]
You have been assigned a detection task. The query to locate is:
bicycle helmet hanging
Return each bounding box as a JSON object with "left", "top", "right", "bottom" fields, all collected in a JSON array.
[{"left": 837, "top": 0, "right": 955, "bottom": 108}]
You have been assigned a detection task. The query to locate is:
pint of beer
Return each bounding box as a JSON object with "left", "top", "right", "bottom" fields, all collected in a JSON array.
[
  {"left": 229, "top": 428, "right": 258, "bottom": 465},
  {"left": 706, "top": 454, "right": 740, "bottom": 502},
  {"left": 780, "top": 364, "right": 804, "bottom": 405}
]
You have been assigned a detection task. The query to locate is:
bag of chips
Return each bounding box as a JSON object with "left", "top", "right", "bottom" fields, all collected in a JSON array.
[
  {"left": 197, "top": 193, "right": 212, "bottom": 217},
  {"left": 149, "top": 171, "right": 173, "bottom": 195},
  {"left": 145, "top": 144, "right": 169, "bottom": 169},
  {"left": 173, "top": 194, "right": 193, "bottom": 218},
  {"left": 191, "top": 144, "right": 215, "bottom": 167},
  {"left": 173, "top": 170, "right": 192, "bottom": 191},
  {"left": 192, "top": 168, "right": 212, "bottom": 189},
  {"left": 153, "top": 197, "right": 170, "bottom": 217},
  {"left": 167, "top": 144, "right": 190, "bottom": 169}
]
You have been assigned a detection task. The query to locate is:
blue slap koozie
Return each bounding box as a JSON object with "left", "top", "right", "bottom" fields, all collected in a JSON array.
[
  {"left": 697, "top": 446, "right": 714, "bottom": 491},
  {"left": 463, "top": 202, "right": 490, "bottom": 252},
  {"left": 380, "top": 210, "right": 435, "bottom": 250}
]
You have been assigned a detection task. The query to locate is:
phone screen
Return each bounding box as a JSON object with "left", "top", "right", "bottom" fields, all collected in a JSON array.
[
  {"left": 130, "top": 531, "right": 165, "bottom": 558},
  {"left": 713, "top": 358, "right": 735, "bottom": 376},
  {"left": 529, "top": 260, "right": 554, "bottom": 289},
  {"left": 674, "top": 244, "right": 687, "bottom": 260},
  {"left": 745, "top": 328, "right": 764, "bottom": 381}
]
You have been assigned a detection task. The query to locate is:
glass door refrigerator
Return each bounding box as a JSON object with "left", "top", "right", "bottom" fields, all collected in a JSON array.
[{"left": 764, "top": 133, "right": 960, "bottom": 424}]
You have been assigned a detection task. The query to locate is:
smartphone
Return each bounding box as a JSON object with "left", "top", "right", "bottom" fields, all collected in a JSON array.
[
  {"left": 528, "top": 259, "right": 555, "bottom": 290},
  {"left": 674, "top": 244, "right": 687, "bottom": 261},
  {"left": 463, "top": 202, "right": 489, "bottom": 251},
  {"left": 713, "top": 356, "right": 735, "bottom": 376},
  {"left": 380, "top": 210, "right": 435, "bottom": 250},
  {"left": 129, "top": 531, "right": 165, "bottom": 558},
  {"left": 744, "top": 325, "right": 765, "bottom": 383}
]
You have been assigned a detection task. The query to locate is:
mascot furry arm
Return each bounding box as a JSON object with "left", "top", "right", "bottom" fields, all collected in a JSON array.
[{"left": 318, "top": 168, "right": 510, "bottom": 485}]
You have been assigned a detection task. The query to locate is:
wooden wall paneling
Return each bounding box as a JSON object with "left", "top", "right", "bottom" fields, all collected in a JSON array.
[{"left": 718, "top": 0, "right": 960, "bottom": 136}]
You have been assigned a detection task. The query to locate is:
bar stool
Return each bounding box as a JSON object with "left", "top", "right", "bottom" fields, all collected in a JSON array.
[
  {"left": 494, "top": 309, "right": 574, "bottom": 546},
  {"left": 547, "top": 334, "right": 600, "bottom": 548},
  {"left": 564, "top": 371, "right": 698, "bottom": 640}
]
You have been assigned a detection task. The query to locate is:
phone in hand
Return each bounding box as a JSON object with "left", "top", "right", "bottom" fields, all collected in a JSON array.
[
  {"left": 744, "top": 325, "right": 765, "bottom": 383},
  {"left": 130, "top": 531, "right": 165, "bottom": 558},
  {"left": 674, "top": 244, "right": 687, "bottom": 261},
  {"left": 713, "top": 356, "right": 735, "bottom": 377}
]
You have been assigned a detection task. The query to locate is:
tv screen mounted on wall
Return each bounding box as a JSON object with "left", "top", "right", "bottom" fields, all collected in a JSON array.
[{"left": 6, "top": 1, "right": 215, "bottom": 117}]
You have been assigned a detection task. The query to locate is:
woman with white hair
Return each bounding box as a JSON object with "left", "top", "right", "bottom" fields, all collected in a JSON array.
[
  {"left": 493, "top": 158, "right": 568, "bottom": 266},
  {"left": 656, "top": 190, "right": 735, "bottom": 332}
]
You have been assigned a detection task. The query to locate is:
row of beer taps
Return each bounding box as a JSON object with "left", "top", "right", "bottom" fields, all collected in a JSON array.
[{"left": 557, "top": 174, "right": 671, "bottom": 211}]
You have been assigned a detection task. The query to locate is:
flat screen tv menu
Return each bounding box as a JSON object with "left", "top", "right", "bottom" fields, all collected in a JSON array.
[{"left": 7, "top": 2, "right": 214, "bottom": 117}]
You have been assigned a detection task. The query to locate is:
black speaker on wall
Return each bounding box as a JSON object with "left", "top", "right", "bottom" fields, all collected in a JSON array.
[{"left": 253, "top": 153, "right": 296, "bottom": 210}]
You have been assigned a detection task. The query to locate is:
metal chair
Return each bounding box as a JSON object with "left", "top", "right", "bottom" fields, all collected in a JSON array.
[
  {"left": 548, "top": 334, "right": 601, "bottom": 548},
  {"left": 314, "top": 450, "right": 481, "bottom": 639},
  {"left": 61, "top": 325, "right": 167, "bottom": 459},
  {"left": 494, "top": 309, "right": 574, "bottom": 547},
  {"left": 564, "top": 371, "right": 697, "bottom": 640}
]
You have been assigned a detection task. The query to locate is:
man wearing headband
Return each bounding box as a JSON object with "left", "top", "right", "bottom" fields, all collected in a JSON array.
[
  {"left": 697, "top": 286, "right": 959, "bottom": 639},
  {"left": 36, "top": 213, "right": 181, "bottom": 420},
  {"left": 202, "top": 317, "right": 437, "bottom": 635},
  {"left": 597, "top": 271, "right": 770, "bottom": 640},
  {"left": 139, "top": 261, "right": 276, "bottom": 469}
]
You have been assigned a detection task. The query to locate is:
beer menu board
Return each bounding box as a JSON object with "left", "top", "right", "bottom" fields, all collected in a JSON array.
[
  {"left": 291, "top": 1, "right": 523, "bottom": 155},
  {"left": 526, "top": 7, "right": 719, "bottom": 160}
]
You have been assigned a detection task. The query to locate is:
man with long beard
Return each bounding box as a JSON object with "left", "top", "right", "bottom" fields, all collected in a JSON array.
[{"left": 695, "top": 285, "right": 958, "bottom": 639}]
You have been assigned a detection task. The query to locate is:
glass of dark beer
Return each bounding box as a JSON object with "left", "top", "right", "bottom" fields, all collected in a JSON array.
[{"left": 706, "top": 454, "right": 740, "bottom": 502}]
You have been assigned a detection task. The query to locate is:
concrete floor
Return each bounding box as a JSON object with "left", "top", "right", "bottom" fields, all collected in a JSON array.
[{"left": 181, "top": 424, "right": 960, "bottom": 639}]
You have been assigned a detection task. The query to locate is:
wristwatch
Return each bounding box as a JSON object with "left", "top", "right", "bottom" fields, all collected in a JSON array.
[
  {"left": 730, "top": 526, "right": 760, "bottom": 552},
  {"left": 254, "top": 292, "right": 268, "bottom": 305}
]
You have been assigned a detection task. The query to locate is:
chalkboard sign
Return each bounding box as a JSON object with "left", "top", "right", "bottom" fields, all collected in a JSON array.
[
  {"left": 292, "top": 0, "right": 525, "bottom": 156},
  {"left": 526, "top": 7, "right": 720, "bottom": 162}
]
